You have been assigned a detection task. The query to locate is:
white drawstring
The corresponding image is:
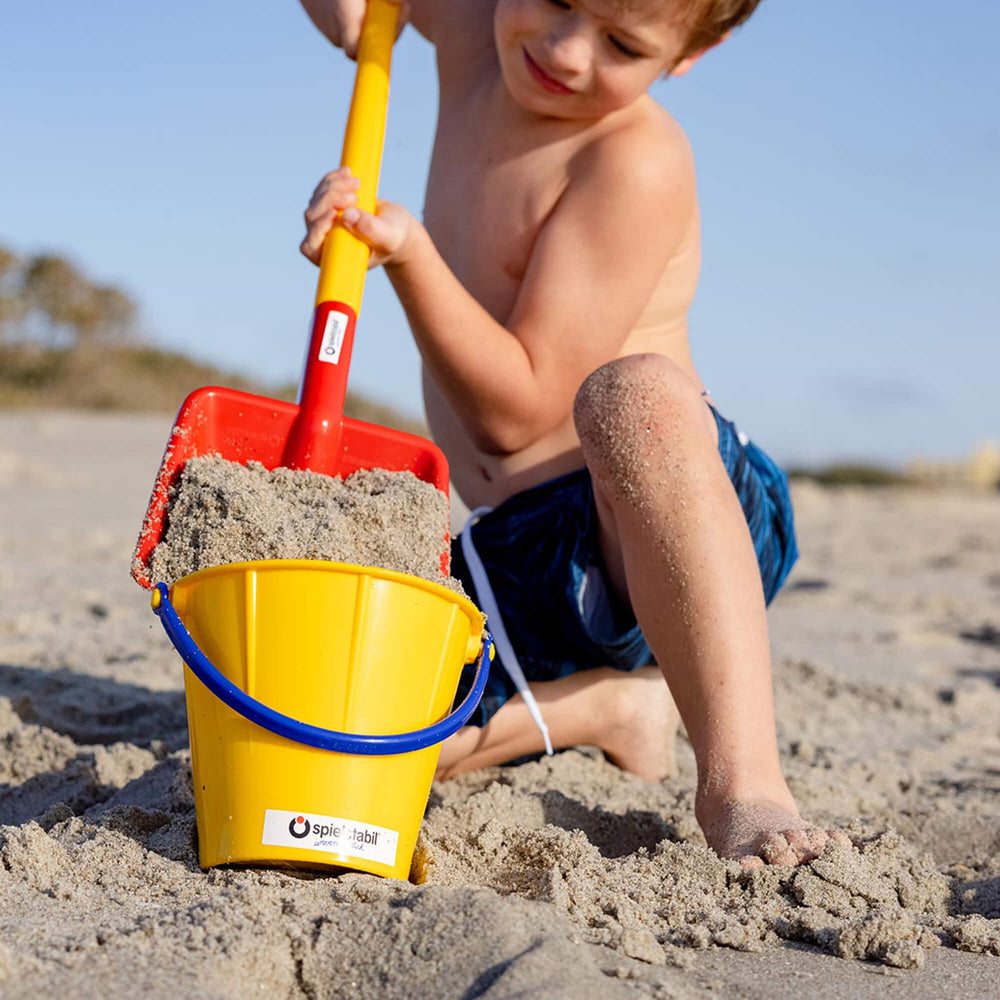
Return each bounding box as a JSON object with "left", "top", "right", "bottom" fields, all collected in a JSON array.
[{"left": 460, "top": 507, "right": 554, "bottom": 756}]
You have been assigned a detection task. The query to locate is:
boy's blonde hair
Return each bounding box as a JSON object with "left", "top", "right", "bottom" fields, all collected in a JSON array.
[{"left": 672, "top": 0, "right": 763, "bottom": 59}]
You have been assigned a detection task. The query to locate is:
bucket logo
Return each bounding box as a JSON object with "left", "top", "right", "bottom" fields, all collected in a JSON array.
[
  {"left": 262, "top": 809, "right": 398, "bottom": 867},
  {"left": 288, "top": 815, "right": 311, "bottom": 839}
]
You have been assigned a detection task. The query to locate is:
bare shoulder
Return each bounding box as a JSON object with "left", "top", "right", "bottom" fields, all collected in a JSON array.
[
  {"left": 553, "top": 100, "right": 698, "bottom": 271},
  {"left": 571, "top": 100, "right": 696, "bottom": 212}
]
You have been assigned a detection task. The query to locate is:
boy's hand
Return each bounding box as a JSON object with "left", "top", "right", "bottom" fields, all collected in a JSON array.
[
  {"left": 301, "top": 167, "right": 419, "bottom": 269},
  {"left": 299, "top": 0, "right": 409, "bottom": 59}
]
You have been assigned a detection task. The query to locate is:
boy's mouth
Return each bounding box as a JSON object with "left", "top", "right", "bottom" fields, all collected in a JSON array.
[{"left": 522, "top": 49, "right": 574, "bottom": 95}]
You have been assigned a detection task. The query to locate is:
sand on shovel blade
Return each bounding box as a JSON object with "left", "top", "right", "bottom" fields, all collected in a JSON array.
[{"left": 146, "top": 454, "right": 460, "bottom": 590}]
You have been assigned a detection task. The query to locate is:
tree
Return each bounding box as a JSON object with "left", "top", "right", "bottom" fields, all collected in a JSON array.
[
  {"left": 0, "top": 241, "right": 138, "bottom": 346},
  {"left": 80, "top": 285, "right": 137, "bottom": 344},
  {"left": 0, "top": 245, "right": 23, "bottom": 338}
]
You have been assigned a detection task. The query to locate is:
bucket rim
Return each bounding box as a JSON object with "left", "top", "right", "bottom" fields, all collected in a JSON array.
[{"left": 167, "top": 558, "right": 484, "bottom": 630}]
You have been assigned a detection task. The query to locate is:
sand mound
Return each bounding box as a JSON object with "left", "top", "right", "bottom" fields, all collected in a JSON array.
[{"left": 415, "top": 746, "right": 996, "bottom": 969}]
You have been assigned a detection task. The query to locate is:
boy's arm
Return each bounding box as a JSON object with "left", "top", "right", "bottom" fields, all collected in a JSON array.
[{"left": 382, "top": 129, "right": 697, "bottom": 455}]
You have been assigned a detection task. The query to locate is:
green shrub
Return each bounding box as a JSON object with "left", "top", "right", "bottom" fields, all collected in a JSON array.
[{"left": 787, "top": 463, "right": 912, "bottom": 487}]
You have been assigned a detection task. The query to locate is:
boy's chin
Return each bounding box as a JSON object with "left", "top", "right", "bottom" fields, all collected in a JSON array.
[{"left": 504, "top": 81, "right": 626, "bottom": 122}]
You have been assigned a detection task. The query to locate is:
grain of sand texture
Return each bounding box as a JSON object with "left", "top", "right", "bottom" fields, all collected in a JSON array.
[
  {"left": 1, "top": 410, "right": 999, "bottom": 999},
  {"left": 145, "top": 455, "right": 452, "bottom": 586}
]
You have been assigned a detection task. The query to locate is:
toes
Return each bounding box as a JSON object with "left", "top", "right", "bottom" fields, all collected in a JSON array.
[
  {"left": 828, "top": 829, "right": 852, "bottom": 848},
  {"left": 805, "top": 827, "right": 832, "bottom": 854},
  {"left": 739, "top": 854, "right": 766, "bottom": 871},
  {"left": 760, "top": 833, "right": 799, "bottom": 866},
  {"left": 760, "top": 827, "right": 831, "bottom": 866},
  {"left": 784, "top": 828, "right": 815, "bottom": 852},
  {"left": 784, "top": 826, "right": 829, "bottom": 861}
]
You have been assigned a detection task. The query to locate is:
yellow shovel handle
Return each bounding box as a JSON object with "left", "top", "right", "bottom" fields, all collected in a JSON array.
[{"left": 314, "top": 0, "right": 400, "bottom": 309}]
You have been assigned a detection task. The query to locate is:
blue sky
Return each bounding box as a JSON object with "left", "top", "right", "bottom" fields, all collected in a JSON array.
[{"left": 3, "top": 0, "right": 997, "bottom": 467}]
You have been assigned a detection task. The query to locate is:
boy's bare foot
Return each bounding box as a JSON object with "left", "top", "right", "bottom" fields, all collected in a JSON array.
[
  {"left": 599, "top": 665, "right": 680, "bottom": 782},
  {"left": 436, "top": 666, "right": 680, "bottom": 782},
  {"left": 697, "top": 798, "right": 851, "bottom": 869}
]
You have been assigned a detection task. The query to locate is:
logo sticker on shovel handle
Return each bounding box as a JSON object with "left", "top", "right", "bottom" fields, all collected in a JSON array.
[{"left": 318, "top": 309, "right": 350, "bottom": 365}]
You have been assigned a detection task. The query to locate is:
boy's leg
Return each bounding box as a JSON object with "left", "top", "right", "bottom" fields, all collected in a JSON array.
[
  {"left": 572, "top": 354, "right": 840, "bottom": 867},
  {"left": 436, "top": 664, "right": 680, "bottom": 782}
]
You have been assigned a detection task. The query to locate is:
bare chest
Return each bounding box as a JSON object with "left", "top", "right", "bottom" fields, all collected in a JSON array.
[{"left": 423, "top": 100, "right": 574, "bottom": 322}]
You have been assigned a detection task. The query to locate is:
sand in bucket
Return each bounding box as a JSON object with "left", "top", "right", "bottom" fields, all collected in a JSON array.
[
  {"left": 147, "top": 455, "right": 460, "bottom": 587},
  {"left": 148, "top": 456, "right": 486, "bottom": 879}
]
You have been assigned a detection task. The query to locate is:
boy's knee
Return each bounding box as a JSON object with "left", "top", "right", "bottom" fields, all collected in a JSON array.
[{"left": 573, "top": 355, "right": 706, "bottom": 485}]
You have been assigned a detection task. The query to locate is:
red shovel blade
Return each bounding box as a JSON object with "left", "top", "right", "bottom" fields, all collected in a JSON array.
[{"left": 131, "top": 384, "right": 450, "bottom": 588}]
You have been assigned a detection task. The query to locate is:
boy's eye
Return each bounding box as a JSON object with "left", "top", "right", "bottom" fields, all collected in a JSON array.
[
  {"left": 545, "top": 0, "right": 572, "bottom": 8},
  {"left": 609, "top": 36, "right": 642, "bottom": 59}
]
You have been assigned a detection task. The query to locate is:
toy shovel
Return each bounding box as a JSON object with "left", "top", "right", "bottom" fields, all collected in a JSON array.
[{"left": 132, "top": 0, "right": 448, "bottom": 587}]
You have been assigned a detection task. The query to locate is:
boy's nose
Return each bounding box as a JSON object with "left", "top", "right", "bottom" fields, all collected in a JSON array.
[{"left": 545, "top": 17, "right": 592, "bottom": 76}]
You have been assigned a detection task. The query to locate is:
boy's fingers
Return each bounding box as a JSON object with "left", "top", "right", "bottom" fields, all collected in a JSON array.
[
  {"left": 341, "top": 27, "right": 360, "bottom": 60},
  {"left": 341, "top": 207, "right": 388, "bottom": 247},
  {"left": 341, "top": 1, "right": 407, "bottom": 54},
  {"left": 304, "top": 191, "right": 356, "bottom": 224},
  {"left": 305, "top": 170, "right": 360, "bottom": 221},
  {"left": 299, "top": 238, "right": 319, "bottom": 265},
  {"left": 341, "top": 207, "right": 384, "bottom": 240},
  {"left": 299, "top": 232, "right": 323, "bottom": 264},
  {"left": 301, "top": 200, "right": 381, "bottom": 264},
  {"left": 322, "top": 166, "right": 356, "bottom": 184},
  {"left": 302, "top": 209, "right": 335, "bottom": 239},
  {"left": 299, "top": 209, "right": 339, "bottom": 263},
  {"left": 309, "top": 167, "right": 358, "bottom": 206},
  {"left": 340, "top": 207, "right": 369, "bottom": 240},
  {"left": 312, "top": 168, "right": 357, "bottom": 193}
]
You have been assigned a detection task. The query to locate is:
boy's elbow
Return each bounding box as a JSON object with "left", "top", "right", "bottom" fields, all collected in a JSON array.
[
  {"left": 468, "top": 421, "right": 533, "bottom": 457},
  {"left": 466, "top": 403, "right": 557, "bottom": 456}
]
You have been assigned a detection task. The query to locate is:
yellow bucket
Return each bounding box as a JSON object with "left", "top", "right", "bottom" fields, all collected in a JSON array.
[{"left": 151, "top": 560, "right": 489, "bottom": 879}]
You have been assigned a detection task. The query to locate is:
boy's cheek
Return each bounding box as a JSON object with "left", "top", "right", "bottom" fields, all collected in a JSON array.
[{"left": 493, "top": 0, "right": 544, "bottom": 49}]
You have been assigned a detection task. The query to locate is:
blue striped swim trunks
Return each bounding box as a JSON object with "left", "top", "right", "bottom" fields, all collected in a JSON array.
[{"left": 451, "top": 406, "right": 799, "bottom": 726}]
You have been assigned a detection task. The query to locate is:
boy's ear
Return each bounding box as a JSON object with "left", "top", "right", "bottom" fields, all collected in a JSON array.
[{"left": 669, "top": 31, "right": 730, "bottom": 77}]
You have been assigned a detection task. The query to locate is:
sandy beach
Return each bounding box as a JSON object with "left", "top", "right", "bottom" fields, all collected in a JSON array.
[{"left": 1, "top": 409, "right": 998, "bottom": 999}]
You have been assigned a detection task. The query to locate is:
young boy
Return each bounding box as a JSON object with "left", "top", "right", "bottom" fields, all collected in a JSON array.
[{"left": 298, "top": 0, "right": 842, "bottom": 868}]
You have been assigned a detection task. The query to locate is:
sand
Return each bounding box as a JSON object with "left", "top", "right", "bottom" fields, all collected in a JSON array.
[
  {"left": 146, "top": 454, "right": 452, "bottom": 585},
  {"left": 1, "top": 410, "right": 999, "bottom": 999}
]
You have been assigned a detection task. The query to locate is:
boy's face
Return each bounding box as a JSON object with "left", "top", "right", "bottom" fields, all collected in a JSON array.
[{"left": 494, "top": 0, "right": 691, "bottom": 120}]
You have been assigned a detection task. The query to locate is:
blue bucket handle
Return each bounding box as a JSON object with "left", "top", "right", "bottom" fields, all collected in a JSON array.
[{"left": 151, "top": 582, "right": 492, "bottom": 756}]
